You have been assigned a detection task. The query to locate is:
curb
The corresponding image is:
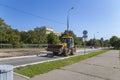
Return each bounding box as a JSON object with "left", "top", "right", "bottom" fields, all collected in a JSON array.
[
  {"left": 0, "top": 54, "right": 47, "bottom": 61},
  {"left": 14, "top": 54, "right": 79, "bottom": 68},
  {"left": 0, "top": 48, "right": 100, "bottom": 61},
  {"left": 14, "top": 72, "right": 30, "bottom": 80}
]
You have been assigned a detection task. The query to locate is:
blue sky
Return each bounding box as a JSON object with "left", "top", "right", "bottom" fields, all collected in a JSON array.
[{"left": 0, "top": 0, "right": 120, "bottom": 40}]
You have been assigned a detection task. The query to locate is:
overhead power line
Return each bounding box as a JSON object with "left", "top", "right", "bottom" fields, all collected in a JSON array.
[{"left": 0, "top": 3, "right": 66, "bottom": 25}]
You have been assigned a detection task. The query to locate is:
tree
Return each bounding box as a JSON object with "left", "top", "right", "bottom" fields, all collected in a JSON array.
[
  {"left": 86, "top": 39, "right": 101, "bottom": 48},
  {"left": 95, "top": 39, "right": 101, "bottom": 47},
  {"left": 20, "top": 31, "right": 28, "bottom": 43},
  {"left": 110, "top": 36, "right": 120, "bottom": 48},
  {"left": 27, "top": 30, "right": 36, "bottom": 44},
  {"left": 47, "top": 32, "right": 60, "bottom": 44},
  {"left": 86, "top": 39, "right": 93, "bottom": 46},
  {"left": 34, "top": 26, "right": 47, "bottom": 44},
  {"left": 0, "top": 18, "right": 6, "bottom": 25},
  {"left": 104, "top": 39, "right": 110, "bottom": 47},
  {"left": 0, "top": 18, "right": 20, "bottom": 47},
  {"left": 5, "top": 27, "right": 20, "bottom": 47},
  {"left": 75, "top": 37, "right": 83, "bottom": 45},
  {"left": 0, "top": 18, "right": 8, "bottom": 43},
  {"left": 20, "top": 26, "right": 47, "bottom": 44}
]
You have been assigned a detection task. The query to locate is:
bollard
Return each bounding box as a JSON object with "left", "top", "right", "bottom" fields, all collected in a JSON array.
[{"left": 0, "top": 65, "right": 13, "bottom": 80}]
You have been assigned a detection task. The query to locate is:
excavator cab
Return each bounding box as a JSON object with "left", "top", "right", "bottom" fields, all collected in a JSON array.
[
  {"left": 61, "top": 35, "right": 76, "bottom": 56},
  {"left": 62, "top": 36, "right": 74, "bottom": 49}
]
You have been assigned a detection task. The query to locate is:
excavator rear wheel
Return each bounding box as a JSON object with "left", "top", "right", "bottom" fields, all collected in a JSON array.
[
  {"left": 63, "top": 48, "right": 69, "bottom": 56},
  {"left": 70, "top": 48, "right": 74, "bottom": 55}
]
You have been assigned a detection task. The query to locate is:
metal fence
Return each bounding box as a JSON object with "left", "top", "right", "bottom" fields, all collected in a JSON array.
[
  {"left": 0, "top": 44, "right": 84, "bottom": 48},
  {"left": 0, "top": 44, "right": 48, "bottom": 48}
]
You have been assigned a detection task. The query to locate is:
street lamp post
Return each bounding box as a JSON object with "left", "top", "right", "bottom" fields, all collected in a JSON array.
[
  {"left": 100, "top": 37, "right": 104, "bottom": 49},
  {"left": 0, "top": 25, "right": 1, "bottom": 48},
  {"left": 67, "top": 7, "right": 74, "bottom": 33},
  {"left": 93, "top": 32, "right": 99, "bottom": 48}
]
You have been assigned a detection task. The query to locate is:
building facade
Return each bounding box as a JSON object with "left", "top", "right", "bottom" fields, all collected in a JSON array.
[{"left": 45, "top": 27, "right": 61, "bottom": 36}]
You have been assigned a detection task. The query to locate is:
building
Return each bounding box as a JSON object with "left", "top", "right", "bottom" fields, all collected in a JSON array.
[
  {"left": 46, "top": 27, "right": 54, "bottom": 34},
  {"left": 45, "top": 27, "right": 61, "bottom": 36},
  {"left": 54, "top": 32, "right": 61, "bottom": 36}
]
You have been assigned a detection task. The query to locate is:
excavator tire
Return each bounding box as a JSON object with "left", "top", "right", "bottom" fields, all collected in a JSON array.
[
  {"left": 63, "top": 48, "right": 69, "bottom": 56},
  {"left": 70, "top": 48, "right": 74, "bottom": 55}
]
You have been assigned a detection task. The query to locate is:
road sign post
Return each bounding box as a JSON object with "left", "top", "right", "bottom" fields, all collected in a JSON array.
[{"left": 83, "top": 30, "right": 88, "bottom": 55}]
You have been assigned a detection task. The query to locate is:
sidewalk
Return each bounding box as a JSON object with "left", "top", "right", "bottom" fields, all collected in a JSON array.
[{"left": 14, "top": 50, "right": 120, "bottom": 80}]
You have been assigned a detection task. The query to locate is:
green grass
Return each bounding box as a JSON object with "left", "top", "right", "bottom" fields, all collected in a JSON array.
[{"left": 14, "top": 50, "right": 109, "bottom": 78}]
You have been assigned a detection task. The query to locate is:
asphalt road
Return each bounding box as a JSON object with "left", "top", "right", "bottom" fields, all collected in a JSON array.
[{"left": 0, "top": 49, "right": 101, "bottom": 67}]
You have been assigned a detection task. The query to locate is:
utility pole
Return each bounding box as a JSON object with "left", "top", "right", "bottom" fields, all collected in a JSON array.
[{"left": 67, "top": 7, "right": 74, "bottom": 34}]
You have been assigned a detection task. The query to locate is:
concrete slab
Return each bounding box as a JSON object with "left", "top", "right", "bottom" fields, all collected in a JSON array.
[
  {"left": 14, "top": 73, "right": 29, "bottom": 80},
  {"left": 62, "top": 50, "right": 120, "bottom": 80},
  {"left": 81, "top": 50, "right": 120, "bottom": 69},
  {"left": 30, "top": 69, "right": 105, "bottom": 80},
  {"left": 62, "top": 62, "right": 120, "bottom": 80}
]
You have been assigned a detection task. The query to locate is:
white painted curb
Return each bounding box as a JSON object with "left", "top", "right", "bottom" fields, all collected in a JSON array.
[
  {"left": 14, "top": 54, "right": 79, "bottom": 68},
  {"left": 14, "top": 72, "right": 30, "bottom": 80},
  {"left": 0, "top": 54, "right": 47, "bottom": 61}
]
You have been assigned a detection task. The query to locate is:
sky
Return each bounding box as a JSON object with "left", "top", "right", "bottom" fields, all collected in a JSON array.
[{"left": 0, "top": 0, "right": 120, "bottom": 40}]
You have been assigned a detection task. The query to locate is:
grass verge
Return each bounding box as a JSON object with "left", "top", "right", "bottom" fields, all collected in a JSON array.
[{"left": 14, "top": 50, "right": 109, "bottom": 78}]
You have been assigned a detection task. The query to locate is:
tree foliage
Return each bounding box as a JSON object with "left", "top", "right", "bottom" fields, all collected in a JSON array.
[
  {"left": 86, "top": 38, "right": 111, "bottom": 48},
  {"left": 0, "top": 18, "right": 47, "bottom": 47},
  {"left": 104, "top": 39, "right": 110, "bottom": 47},
  {"left": 86, "top": 39, "right": 93, "bottom": 46},
  {"left": 86, "top": 39, "right": 101, "bottom": 48},
  {"left": 0, "top": 18, "right": 20, "bottom": 47},
  {"left": 20, "top": 27, "right": 47, "bottom": 44},
  {"left": 34, "top": 27, "right": 47, "bottom": 44},
  {"left": 1, "top": 18, "right": 120, "bottom": 49},
  {"left": 110, "top": 36, "right": 120, "bottom": 49},
  {"left": 47, "top": 32, "right": 60, "bottom": 44}
]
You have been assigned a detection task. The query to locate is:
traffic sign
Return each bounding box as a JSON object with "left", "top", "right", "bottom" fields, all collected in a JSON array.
[{"left": 83, "top": 30, "right": 88, "bottom": 35}]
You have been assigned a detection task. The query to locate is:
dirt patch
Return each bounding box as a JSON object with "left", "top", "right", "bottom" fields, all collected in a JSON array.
[
  {"left": 0, "top": 48, "right": 82, "bottom": 58},
  {"left": 0, "top": 48, "right": 47, "bottom": 58}
]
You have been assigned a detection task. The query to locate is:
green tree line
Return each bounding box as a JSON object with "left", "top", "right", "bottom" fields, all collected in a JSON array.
[
  {"left": 86, "top": 38, "right": 110, "bottom": 48},
  {"left": 0, "top": 18, "right": 119, "bottom": 49},
  {"left": 0, "top": 18, "right": 82, "bottom": 48}
]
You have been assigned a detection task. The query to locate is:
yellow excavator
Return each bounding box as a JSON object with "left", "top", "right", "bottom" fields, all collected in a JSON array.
[
  {"left": 47, "top": 35, "right": 76, "bottom": 56},
  {"left": 47, "top": 7, "right": 76, "bottom": 56}
]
